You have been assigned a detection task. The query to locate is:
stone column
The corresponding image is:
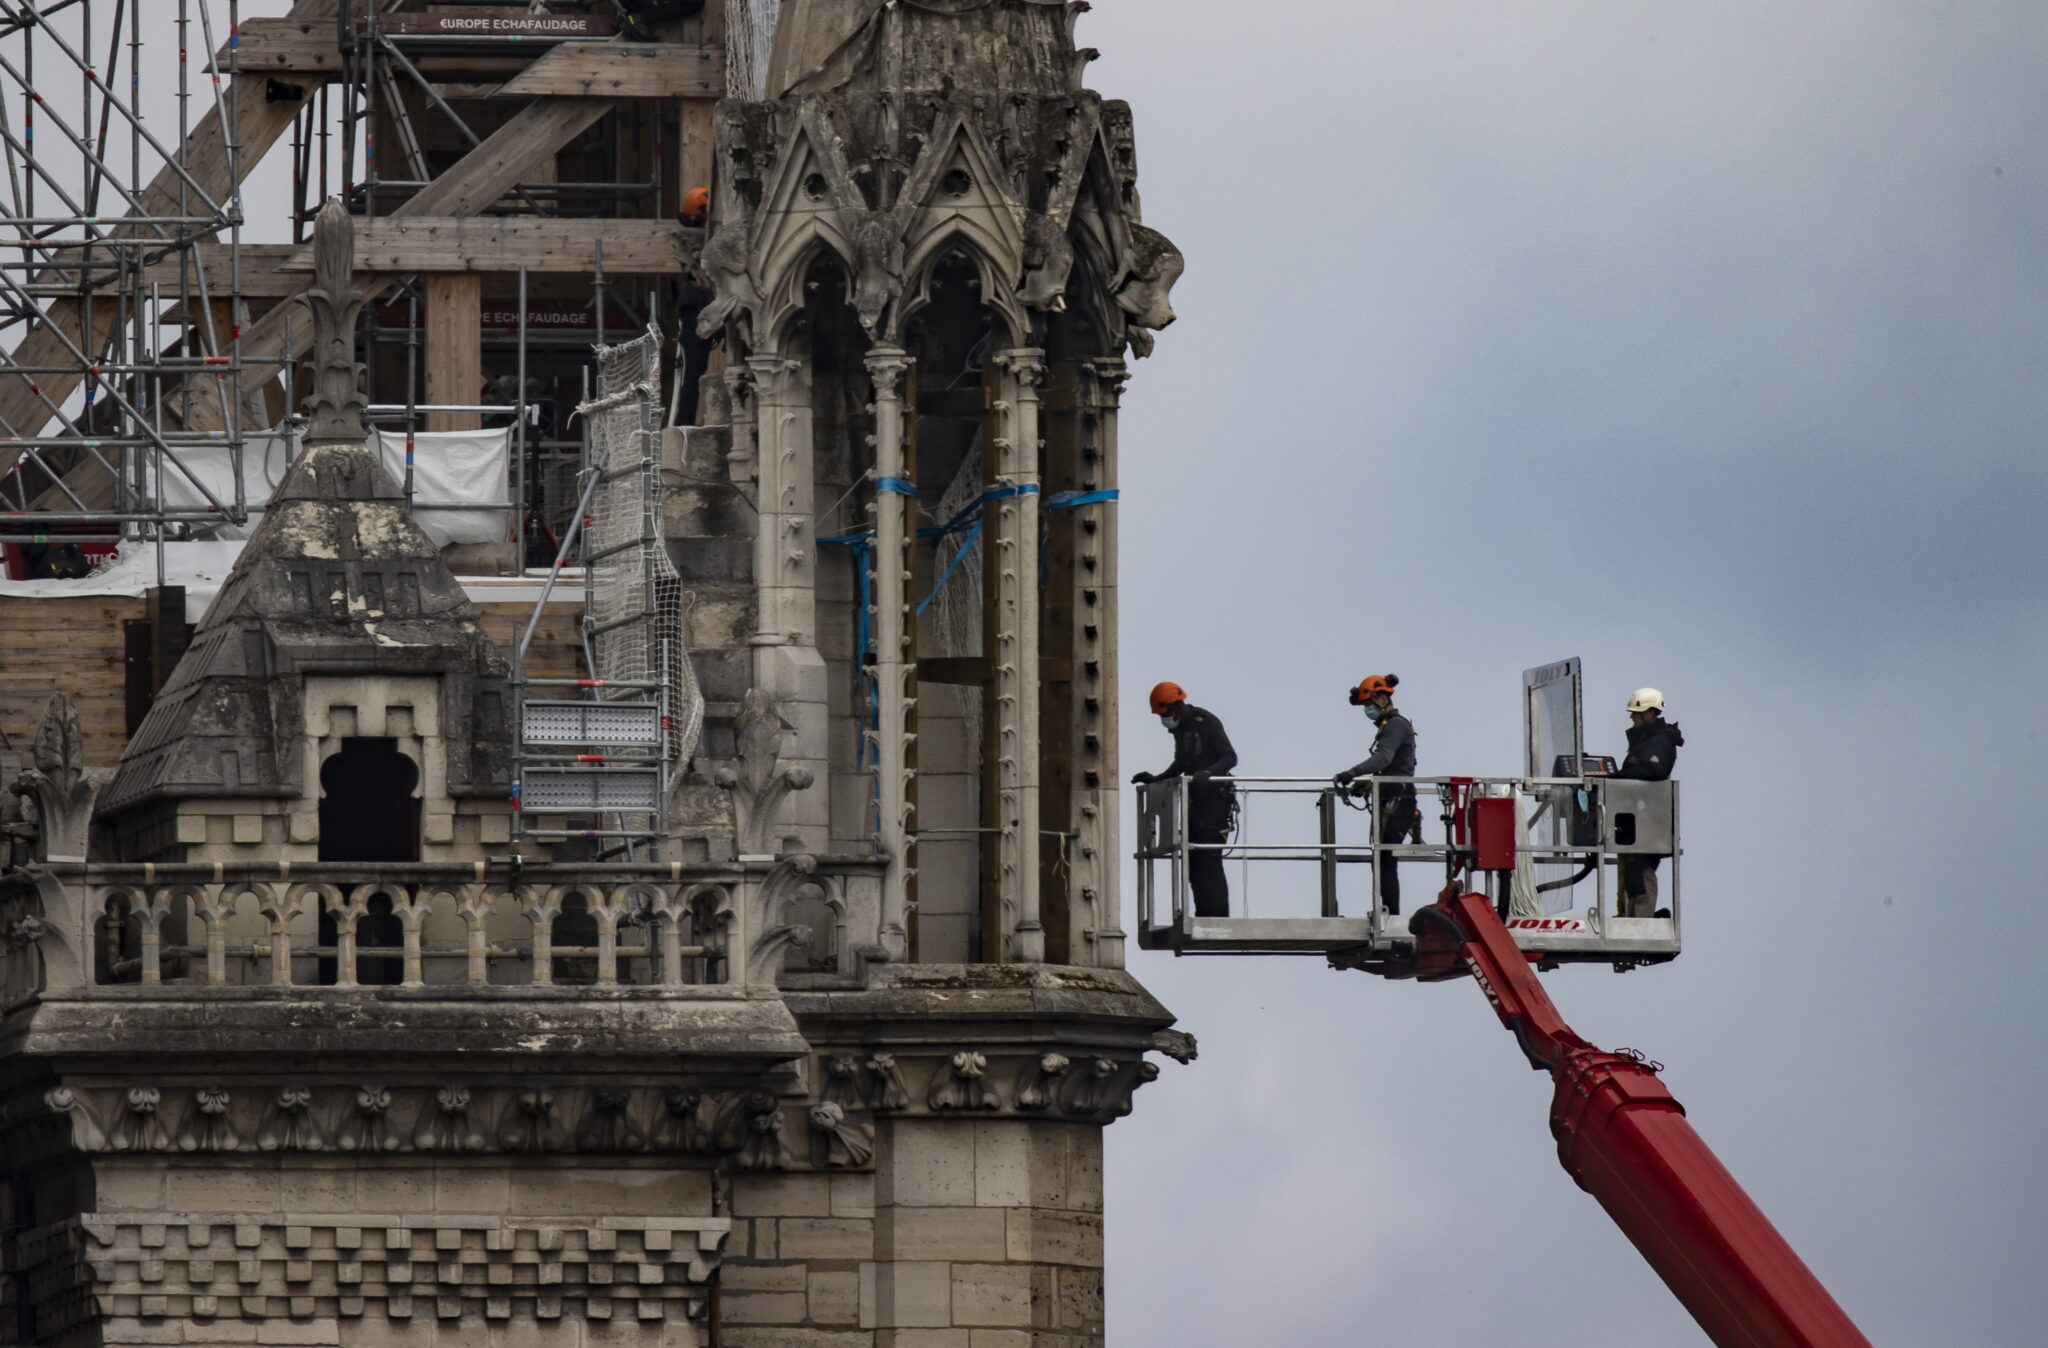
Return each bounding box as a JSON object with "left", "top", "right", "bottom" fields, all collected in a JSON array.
[
  {"left": 867, "top": 347, "right": 915, "bottom": 959},
  {"left": 993, "top": 348, "right": 1045, "bottom": 962},
  {"left": 1082, "top": 358, "right": 1128, "bottom": 968},
  {"left": 748, "top": 353, "right": 829, "bottom": 852}
]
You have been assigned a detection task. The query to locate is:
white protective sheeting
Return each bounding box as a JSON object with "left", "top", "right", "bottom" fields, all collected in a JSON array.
[
  {"left": 153, "top": 428, "right": 511, "bottom": 549},
  {"left": 367, "top": 430, "right": 512, "bottom": 549},
  {"left": 0, "top": 539, "right": 566, "bottom": 625},
  {"left": 0, "top": 540, "right": 247, "bottom": 623},
  {"left": 154, "top": 430, "right": 296, "bottom": 537}
]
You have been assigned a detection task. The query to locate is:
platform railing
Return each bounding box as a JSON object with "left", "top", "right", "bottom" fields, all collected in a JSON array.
[{"left": 1135, "top": 775, "right": 1680, "bottom": 951}]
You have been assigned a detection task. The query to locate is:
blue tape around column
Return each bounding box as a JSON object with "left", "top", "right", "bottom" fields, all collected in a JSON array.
[
  {"left": 876, "top": 476, "right": 919, "bottom": 497},
  {"left": 1046, "top": 488, "right": 1119, "bottom": 509}
]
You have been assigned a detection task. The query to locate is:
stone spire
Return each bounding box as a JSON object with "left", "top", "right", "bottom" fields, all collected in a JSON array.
[{"left": 298, "top": 196, "right": 367, "bottom": 443}]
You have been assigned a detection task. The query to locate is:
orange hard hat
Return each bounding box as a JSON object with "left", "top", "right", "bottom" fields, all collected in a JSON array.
[
  {"left": 1149, "top": 681, "right": 1186, "bottom": 714},
  {"left": 682, "top": 185, "right": 711, "bottom": 222},
  {"left": 1348, "top": 673, "right": 1399, "bottom": 705}
]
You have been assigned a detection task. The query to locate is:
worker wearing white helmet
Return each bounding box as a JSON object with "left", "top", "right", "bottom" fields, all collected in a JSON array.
[{"left": 1613, "top": 688, "right": 1683, "bottom": 917}]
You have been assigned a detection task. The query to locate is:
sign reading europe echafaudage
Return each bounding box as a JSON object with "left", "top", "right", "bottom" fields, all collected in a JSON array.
[{"left": 374, "top": 13, "right": 619, "bottom": 38}]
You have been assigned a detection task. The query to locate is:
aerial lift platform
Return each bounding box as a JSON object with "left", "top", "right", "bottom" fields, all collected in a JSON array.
[
  {"left": 1134, "top": 660, "right": 1870, "bottom": 1348},
  {"left": 1136, "top": 658, "right": 1680, "bottom": 967}
]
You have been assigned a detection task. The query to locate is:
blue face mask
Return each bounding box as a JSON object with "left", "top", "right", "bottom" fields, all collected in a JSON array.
[
  {"left": 1159, "top": 713, "right": 1180, "bottom": 730},
  {"left": 1363, "top": 705, "right": 1384, "bottom": 723}
]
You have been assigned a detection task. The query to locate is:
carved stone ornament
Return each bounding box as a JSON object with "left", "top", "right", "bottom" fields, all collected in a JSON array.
[
  {"left": 737, "top": 1091, "right": 790, "bottom": 1171},
  {"left": 716, "top": 689, "right": 816, "bottom": 855},
  {"left": 257, "top": 1085, "right": 323, "bottom": 1152},
  {"left": 928, "top": 1050, "right": 1002, "bottom": 1111},
  {"left": 809, "top": 1100, "right": 875, "bottom": 1168},
  {"left": 865, "top": 1053, "right": 911, "bottom": 1112},
  {"left": 297, "top": 196, "right": 368, "bottom": 441},
  {"left": 746, "top": 853, "right": 819, "bottom": 985},
  {"left": 702, "top": 93, "right": 1182, "bottom": 359},
  {"left": 177, "top": 1087, "right": 238, "bottom": 1152},
  {"left": 1016, "top": 1052, "right": 1072, "bottom": 1111},
  {"left": 8, "top": 692, "right": 100, "bottom": 859}
]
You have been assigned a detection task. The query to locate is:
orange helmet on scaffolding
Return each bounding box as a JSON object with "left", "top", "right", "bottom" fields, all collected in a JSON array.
[
  {"left": 1149, "top": 681, "right": 1187, "bottom": 714},
  {"left": 682, "top": 185, "right": 711, "bottom": 224},
  {"left": 1348, "top": 673, "right": 1399, "bottom": 705}
]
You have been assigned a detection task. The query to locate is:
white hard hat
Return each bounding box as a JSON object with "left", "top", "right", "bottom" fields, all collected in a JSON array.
[{"left": 1626, "top": 688, "right": 1664, "bottom": 714}]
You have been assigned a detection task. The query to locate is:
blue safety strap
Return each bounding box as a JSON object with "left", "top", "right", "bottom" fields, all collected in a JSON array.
[
  {"left": 876, "top": 476, "right": 918, "bottom": 497},
  {"left": 1046, "top": 488, "right": 1119, "bottom": 509}
]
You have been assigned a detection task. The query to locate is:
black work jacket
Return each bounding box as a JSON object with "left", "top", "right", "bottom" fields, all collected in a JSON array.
[
  {"left": 1614, "top": 718, "right": 1683, "bottom": 782},
  {"left": 1155, "top": 704, "right": 1238, "bottom": 784},
  {"left": 1344, "top": 710, "right": 1417, "bottom": 787}
]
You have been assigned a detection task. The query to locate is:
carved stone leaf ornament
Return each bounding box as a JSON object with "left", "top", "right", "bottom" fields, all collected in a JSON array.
[
  {"left": 9, "top": 692, "right": 99, "bottom": 859},
  {"left": 929, "top": 1050, "right": 1001, "bottom": 1110},
  {"left": 1016, "top": 1052, "right": 1071, "bottom": 1110},
  {"left": 737, "top": 1091, "right": 790, "bottom": 1171},
  {"left": 111, "top": 1086, "right": 169, "bottom": 1152},
  {"left": 413, "top": 1085, "right": 486, "bottom": 1153},
  {"left": 865, "top": 1053, "right": 911, "bottom": 1111},
  {"left": 298, "top": 197, "right": 368, "bottom": 442},
  {"left": 257, "top": 1085, "right": 323, "bottom": 1152},
  {"left": 809, "top": 1100, "right": 875, "bottom": 1168},
  {"left": 716, "top": 689, "right": 816, "bottom": 855},
  {"left": 177, "top": 1087, "right": 238, "bottom": 1152}
]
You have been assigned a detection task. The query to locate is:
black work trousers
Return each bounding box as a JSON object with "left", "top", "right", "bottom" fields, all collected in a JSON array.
[
  {"left": 1188, "top": 784, "right": 1235, "bottom": 918},
  {"left": 1377, "top": 793, "right": 1416, "bottom": 915},
  {"left": 1620, "top": 854, "right": 1665, "bottom": 917}
]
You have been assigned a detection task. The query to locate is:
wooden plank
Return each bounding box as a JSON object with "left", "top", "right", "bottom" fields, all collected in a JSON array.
[
  {"left": 0, "top": 593, "right": 144, "bottom": 769},
  {"left": 494, "top": 44, "right": 723, "bottom": 99},
  {"left": 284, "top": 218, "right": 686, "bottom": 275},
  {"left": 425, "top": 275, "right": 484, "bottom": 432},
  {"left": 228, "top": 17, "right": 348, "bottom": 77},
  {"left": 180, "top": 95, "right": 618, "bottom": 438}
]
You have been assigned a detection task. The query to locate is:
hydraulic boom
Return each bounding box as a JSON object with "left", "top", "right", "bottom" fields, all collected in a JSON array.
[{"left": 1378, "top": 885, "right": 1870, "bottom": 1348}]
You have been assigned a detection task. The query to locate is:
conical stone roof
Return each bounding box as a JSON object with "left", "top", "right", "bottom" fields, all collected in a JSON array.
[{"left": 96, "top": 435, "right": 513, "bottom": 827}]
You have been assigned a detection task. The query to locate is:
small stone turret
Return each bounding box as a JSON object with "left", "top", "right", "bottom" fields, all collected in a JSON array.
[{"left": 95, "top": 200, "right": 514, "bottom": 863}]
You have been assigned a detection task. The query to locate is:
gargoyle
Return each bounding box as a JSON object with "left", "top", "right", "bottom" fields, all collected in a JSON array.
[{"left": 1114, "top": 220, "right": 1184, "bottom": 357}]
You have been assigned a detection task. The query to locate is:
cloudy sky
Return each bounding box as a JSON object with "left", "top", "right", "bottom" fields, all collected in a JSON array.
[
  {"left": 1090, "top": 2, "right": 2048, "bottom": 1344},
  {"left": 33, "top": 3, "right": 2042, "bottom": 1341}
]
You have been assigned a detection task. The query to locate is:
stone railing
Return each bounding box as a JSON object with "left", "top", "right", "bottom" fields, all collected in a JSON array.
[{"left": 0, "top": 855, "right": 882, "bottom": 1006}]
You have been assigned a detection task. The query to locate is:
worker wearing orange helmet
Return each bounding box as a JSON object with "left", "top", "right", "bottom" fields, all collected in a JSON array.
[
  {"left": 1132, "top": 681, "right": 1238, "bottom": 917},
  {"left": 1334, "top": 674, "right": 1419, "bottom": 915}
]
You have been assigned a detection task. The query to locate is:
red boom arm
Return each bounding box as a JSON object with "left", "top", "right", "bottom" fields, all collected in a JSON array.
[{"left": 1405, "top": 887, "right": 1870, "bottom": 1348}]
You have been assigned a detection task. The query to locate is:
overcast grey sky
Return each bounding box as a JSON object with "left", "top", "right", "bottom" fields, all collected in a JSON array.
[
  {"left": 1090, "top": 2, "right": 2048, "bottom": 1344},
  {"left": 54, "top": 3, "right": 2046, "bottom": 1341}
]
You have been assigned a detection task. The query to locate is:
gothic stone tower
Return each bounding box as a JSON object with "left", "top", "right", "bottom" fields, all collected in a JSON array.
[{"left": 0, "top": 4, "right": 1185, "bottom": 1346}]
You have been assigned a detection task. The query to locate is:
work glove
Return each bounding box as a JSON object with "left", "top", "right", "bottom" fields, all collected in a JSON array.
[
  {"left": 1333, "top": 769, "right": 1356, "bottom": 787},
  {"left": 1130, "top": 771, "right": 1154, "bottom": 785},
  {"left": 1191, "top": 770, "right": 1212, "bottom": 783}
]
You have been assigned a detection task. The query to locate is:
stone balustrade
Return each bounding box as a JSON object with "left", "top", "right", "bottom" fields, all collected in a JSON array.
[{"left": 0, "top": 856, "right": 884, "bottom": 1006}]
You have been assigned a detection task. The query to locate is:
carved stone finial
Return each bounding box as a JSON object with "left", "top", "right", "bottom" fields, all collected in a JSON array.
[
  {"left": 9, "top": 692, "right": 99, "bottom": 859},
  {"left": 298, "top": 197, "right": 367, "bottom": 442}
]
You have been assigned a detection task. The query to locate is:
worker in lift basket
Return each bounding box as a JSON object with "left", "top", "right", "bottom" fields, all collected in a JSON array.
[
  {"left": 1333, "top": 675, "right": 1419, "bottom": 915},
  {"left": 1131, "top": 682, "right": 1238, "bottom": 918},
  {"left": 1613, "top": 687, "right": 1684, "bottom": 918}
]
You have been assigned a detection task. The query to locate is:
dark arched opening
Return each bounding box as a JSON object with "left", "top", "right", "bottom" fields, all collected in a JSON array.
[
  {"left": 552, "top": 891, "right": 600, "bottom": 985},
  {"left": 317, "top": 739, "right": 419, "bottom": 985},
  {"left": 318, "top": 738, "right": 421, "bottom": 862}
]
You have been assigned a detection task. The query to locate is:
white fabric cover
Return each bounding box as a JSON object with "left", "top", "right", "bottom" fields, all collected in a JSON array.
[{"left": 150, "top": 427, "right": 510, "bottom": 549}]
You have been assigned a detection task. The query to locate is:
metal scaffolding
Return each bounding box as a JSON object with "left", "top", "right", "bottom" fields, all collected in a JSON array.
[{"left": 0, "top": 1, "right": 266, "bottom": 563}]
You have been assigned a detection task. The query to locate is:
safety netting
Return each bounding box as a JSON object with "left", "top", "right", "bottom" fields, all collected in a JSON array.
[
  {"left": 726, "top": 0, "right": 781, "bottom": 97},
  {"left": 580, "top": 325, "right": 703, "bottom": 770}
]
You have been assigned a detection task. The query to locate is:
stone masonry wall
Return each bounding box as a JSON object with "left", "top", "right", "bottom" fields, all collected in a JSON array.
[{"left": 723, "top": 1118, "right": 1104, "bottom": 1347}]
